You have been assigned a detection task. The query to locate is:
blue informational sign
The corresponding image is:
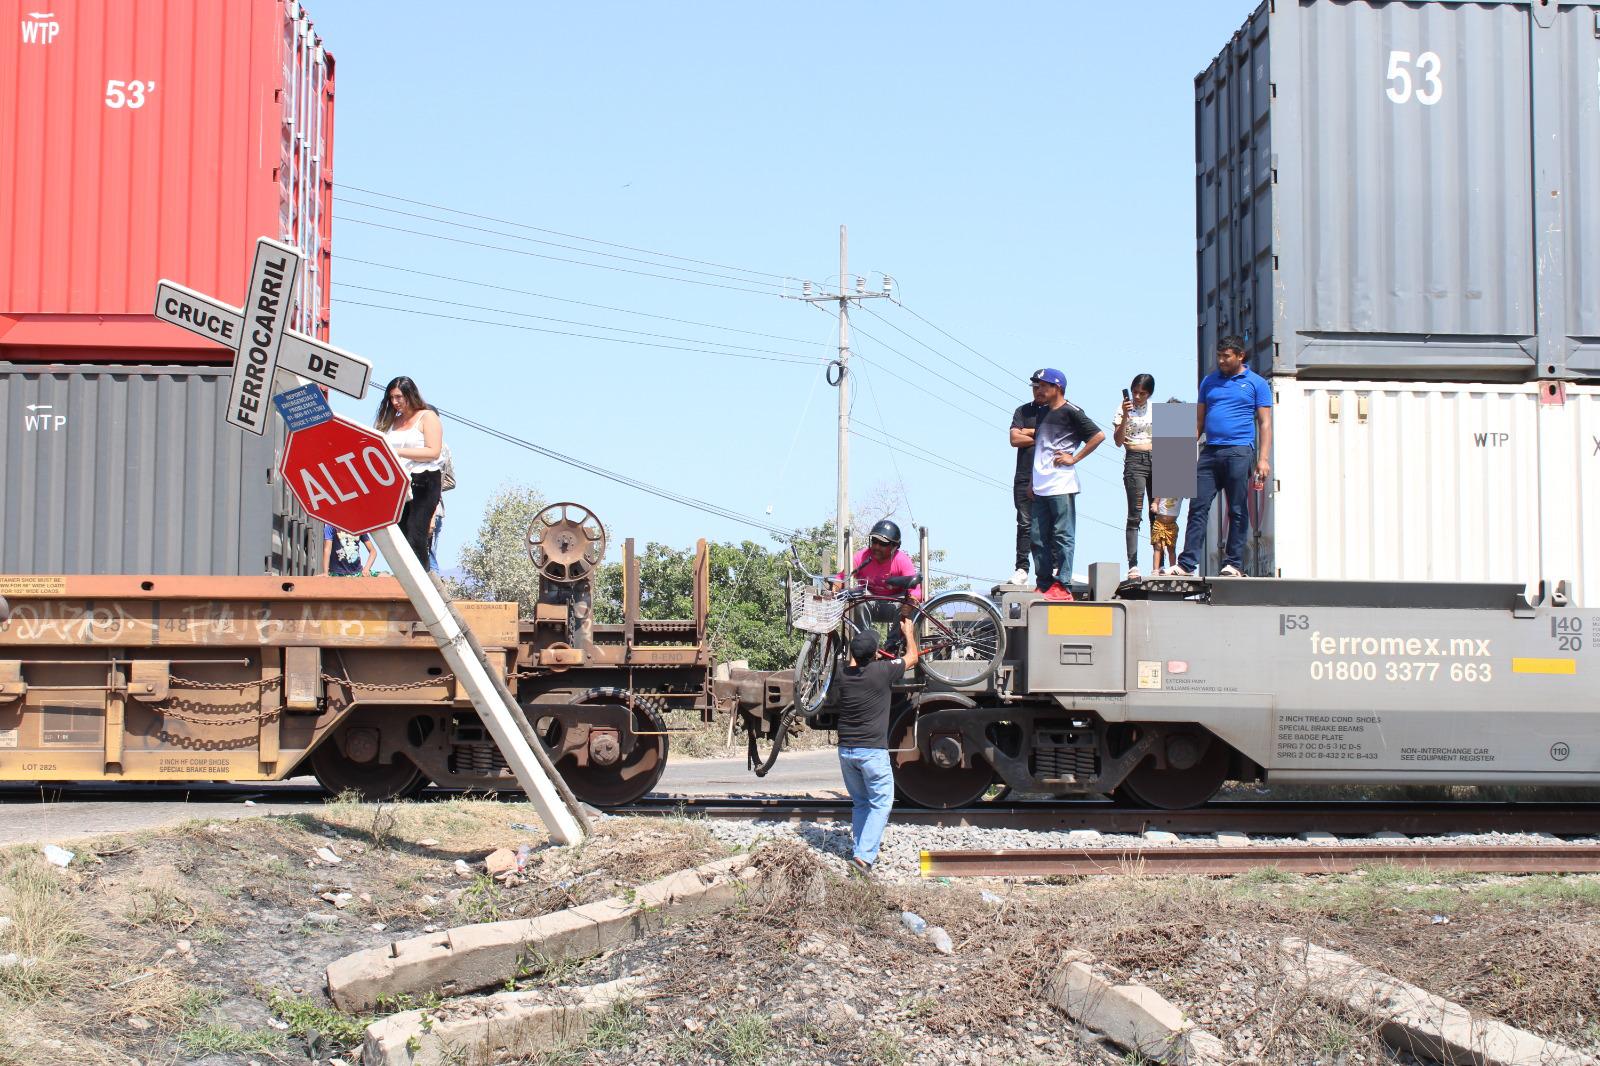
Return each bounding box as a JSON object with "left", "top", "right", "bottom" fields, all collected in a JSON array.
[{"left": 273, "top": 383, "right": 335, "bottom": 432}]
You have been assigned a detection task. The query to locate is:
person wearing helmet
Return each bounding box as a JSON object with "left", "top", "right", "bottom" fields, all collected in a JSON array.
[{"left": 833, "top": 519, "right": 921, "bottom": 655}]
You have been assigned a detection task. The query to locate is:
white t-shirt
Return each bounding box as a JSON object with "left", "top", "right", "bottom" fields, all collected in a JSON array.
[
  {"left": 1154, "top": 497, "right": 1180, "bottom": 518},
  {"left": 1031, "top": 401, "right": 1102, "bottom": 497},
  {"left": 1112, "top": 403, "right": 1153, "bottom": 449}
]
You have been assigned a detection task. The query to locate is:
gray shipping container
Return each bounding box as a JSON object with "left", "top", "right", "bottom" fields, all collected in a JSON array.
[
  {"left": 1196, "top": 0, "right": 1600, "bottom": 382},
  {"left": 0, "top": 364, "right": 318, "bottom": 576}
]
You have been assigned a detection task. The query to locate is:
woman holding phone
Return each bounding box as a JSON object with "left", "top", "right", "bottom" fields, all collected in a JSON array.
[{"left": 1112, "top": 373, "right": 1156, "bottom": 580}]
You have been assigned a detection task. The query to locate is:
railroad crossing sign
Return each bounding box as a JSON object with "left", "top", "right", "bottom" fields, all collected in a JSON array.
[
  {"left": 279, "top": 416, "right": 408, "bottom": 535},
  {"left": 154, "top": 237, "right": 371, "bottom": 435}
]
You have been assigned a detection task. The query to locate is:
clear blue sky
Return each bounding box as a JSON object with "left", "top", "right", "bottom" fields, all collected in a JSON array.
[{"left": 310, "top": 1, "right": 1256, "bottom": 584}]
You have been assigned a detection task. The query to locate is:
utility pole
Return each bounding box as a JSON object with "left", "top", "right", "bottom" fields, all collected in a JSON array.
[{"left": 788, "top": 225, "right": 893, "bottom": 569}]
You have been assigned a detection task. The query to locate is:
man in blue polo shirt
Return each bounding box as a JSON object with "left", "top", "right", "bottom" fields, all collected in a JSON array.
[{"left": 1170, "top": 335, "right": 1272, "bottom": 577}]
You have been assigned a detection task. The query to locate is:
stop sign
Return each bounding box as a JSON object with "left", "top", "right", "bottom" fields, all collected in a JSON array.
[{"left": 280, "top": 415, "right": 408, "bottom": 534}]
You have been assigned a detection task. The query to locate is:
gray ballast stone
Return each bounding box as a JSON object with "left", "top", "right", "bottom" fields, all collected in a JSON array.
[
  {"left": 1280, "top": 938, "right": 1598, "bottom": 1066},
  {"left": 362, "top": 976, "right": 647, "bottom": 1066},
  {"left": 328, "top": 854, "right": 760, "bottom": 1012},
  {"left": 1045, "top": 951, "right": 1228, "bottom": 1065}
]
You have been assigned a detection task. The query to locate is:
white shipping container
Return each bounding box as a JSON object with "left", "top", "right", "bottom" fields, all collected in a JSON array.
[{"left": 1201, "top": 380, "right": 1597, "bottom": 604}]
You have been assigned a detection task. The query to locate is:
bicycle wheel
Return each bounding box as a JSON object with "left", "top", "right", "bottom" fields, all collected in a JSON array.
[
  {"left": 794, "top": 630, "right": 840, "bottom": 714},
  {"left": 915, "top": 591, "right": 1006, "bottom": 687}
]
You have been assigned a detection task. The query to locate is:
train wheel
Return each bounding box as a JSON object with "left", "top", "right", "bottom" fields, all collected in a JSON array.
[
  {"left": 1115, "top": 730, "right": 1231, "bottom": 810},
  {"left": 888, "top": 699, "right": 995, "bottom": 809},
  {"left": 309, "top": 727, "right": 429, "bottom": 801},
  {"left": 542, "top": 690, "right": 669, "bottom": 807}
]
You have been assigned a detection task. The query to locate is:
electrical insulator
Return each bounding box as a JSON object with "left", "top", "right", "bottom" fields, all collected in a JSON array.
[
  {"left": 882, "top": 275, "right": 894, "bottom": 296},
  {"left": 855, "top": 276, "right": 866, "bottom": 294},
  {"left": 802, "top": 281, "right": 813, "bottom": 298}
]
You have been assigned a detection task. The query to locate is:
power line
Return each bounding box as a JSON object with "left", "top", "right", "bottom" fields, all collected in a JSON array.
[
  {"left": 853, "top": 420, "right": 1008, "bottom": 487},
  {"left": 337, "top": 182, "right": 798, "bottom": 281},
  {"left": 335, "top": 195, "right": 792, "bottom": 291},
  {"left": 341, "top": 257, "right": 828, "bottom": 347},
  {"left": 333, "top": 216, "right": 783, "bottom": 295},
  {"left": 890, "top": 298, "right": 1020, "bottom": 381},
  {"left": 334, "top": 281, "right": 819, "bottom": 361},
  {"left": 850, "top": 426, "right": 1006, "bottom": 491},
  {"left": 856, "top": 302, "right": 1014, "bottom": 405},
  {"left": 853, "top": 359, "right": 918, "bottom": 525},
  {"left": 335, "top": 297, "right": 823, "bottom": 367},
  {"left": 378, "top": 385, "right": 801, "bottom": 538}
]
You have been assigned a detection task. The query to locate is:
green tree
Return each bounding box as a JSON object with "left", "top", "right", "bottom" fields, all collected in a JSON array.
[
  {"left": 593, "top": 521, "right": 836, "bottom": 672},
  {"left": 451, "top": 483, "right": 548, "bottom": 614}
]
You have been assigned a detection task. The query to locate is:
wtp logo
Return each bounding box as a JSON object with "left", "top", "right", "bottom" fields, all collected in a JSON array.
[{"left": 20, "top": 10, "right": 59, "bottom": 44}]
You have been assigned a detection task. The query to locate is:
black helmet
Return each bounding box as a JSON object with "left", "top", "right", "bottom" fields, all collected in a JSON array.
[{"left": 868, "top": 519, "right": 901, "bottom": 546}]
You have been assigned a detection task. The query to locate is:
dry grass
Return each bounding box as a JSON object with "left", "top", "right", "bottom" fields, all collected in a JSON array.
[
  {"left": 892, "top": 869, "right": 1600, "bottom": 1061},
  {"left": 0, "top": 803, "right": 740, "bottom": 1064}
]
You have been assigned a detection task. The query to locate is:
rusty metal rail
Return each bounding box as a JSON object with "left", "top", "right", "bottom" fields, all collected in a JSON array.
[
  {"left": 918, "top": 844, "right": 1600, "bottom": 878},
  {"left": 614, "top": 797, "right": 1600, "bottom": 836}
]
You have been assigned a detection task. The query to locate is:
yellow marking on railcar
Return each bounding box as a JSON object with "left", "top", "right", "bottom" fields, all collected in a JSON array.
[
  {"left": 1046, "top": 606, "right": 1114, "bottom": 636},
  {"left": 1511, "top": 657, "right": 1577, "bottom": 675}
]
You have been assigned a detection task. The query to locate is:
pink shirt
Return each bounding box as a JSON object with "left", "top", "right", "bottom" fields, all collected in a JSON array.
[{"left": 837, "top": 547, "right": 922, "bottom": 601}]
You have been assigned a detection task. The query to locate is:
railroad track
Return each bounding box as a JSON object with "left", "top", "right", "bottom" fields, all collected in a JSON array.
[
  {"left": 617, "top": 796, "right": 1600, "bottom": 836},
  {"left": 4, "top": 783, "right": 1600, "bottom": 838},
  {"left": 918, "top": 844, "right": 1600, "bottom": 878}
]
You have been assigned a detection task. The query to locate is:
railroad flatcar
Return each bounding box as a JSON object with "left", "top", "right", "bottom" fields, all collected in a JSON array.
[
  {"left": 0, "top": 504, "right": 711, "bottom": 807},
  {"left": 727, "top": 566, "right": 1598, "bottom": 809}
]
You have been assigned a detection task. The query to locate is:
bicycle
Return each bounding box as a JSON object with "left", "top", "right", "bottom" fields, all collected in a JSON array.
[{"left": 786, "top": 546, "right": 1007, "bottom": 713}]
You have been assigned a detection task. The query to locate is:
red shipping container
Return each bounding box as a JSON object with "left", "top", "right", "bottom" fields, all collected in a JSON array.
[{"left": 0, "top": 0, "right": 334, "bottom": 362}]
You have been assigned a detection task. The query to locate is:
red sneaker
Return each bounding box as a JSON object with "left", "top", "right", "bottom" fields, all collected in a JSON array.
[{"left": 1043, "top": 583, "right": 1074, "bottom": 601}]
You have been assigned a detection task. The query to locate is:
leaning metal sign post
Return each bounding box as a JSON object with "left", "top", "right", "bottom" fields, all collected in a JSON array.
[{"left": 155, "top": 239, "right": 587, "bottom": 845}]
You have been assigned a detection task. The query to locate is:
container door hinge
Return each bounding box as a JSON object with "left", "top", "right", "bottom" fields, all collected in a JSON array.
[
  {"left": 283, "top": 646, "right": 322, "bottom": 711},
  {"left": 128, "top": 660, "right": 169, "bottom": 702},
  {"left": 0, "top": 662, "right": 24, "bottom": 702}
]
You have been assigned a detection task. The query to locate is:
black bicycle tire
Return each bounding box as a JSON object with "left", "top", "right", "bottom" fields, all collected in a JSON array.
[
  {"left": 794, "top": 631, "right": 839, "bottom": 713},
  {"left": 914, "top": 591, "right": 1007, "bottom": 687}
]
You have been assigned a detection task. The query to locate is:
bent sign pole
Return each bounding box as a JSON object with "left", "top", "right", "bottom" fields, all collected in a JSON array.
[
  {"left": 158, "top": 243, "right": 588, "bottom": 845},
  {"left": 370, "top": 523, "right": 587, "bottom": 845},
  {"left": 276, "top": 416, "right": 587, "bottom": 845}
]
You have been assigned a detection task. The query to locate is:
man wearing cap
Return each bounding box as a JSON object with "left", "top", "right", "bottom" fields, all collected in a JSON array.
[
  {"left": 833, "top": 618, "right": 919, "bottom": 876},
  {"left": 1007, "top": 376, "right": 1052, "bottom": 585},
  {"left": 1027, "top": 369, "right": 1105, "bottom": 601},
  {"left": 1170, "top": 335, "right": 1273, "bottom": 578}
]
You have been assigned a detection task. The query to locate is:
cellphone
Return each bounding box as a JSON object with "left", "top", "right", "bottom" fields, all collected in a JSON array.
[{"left": 1122, "top": 388, "right": 1131, "bottom": 401}]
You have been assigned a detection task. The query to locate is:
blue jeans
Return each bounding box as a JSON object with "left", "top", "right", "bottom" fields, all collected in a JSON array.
[
  {"left": 1178, "top": 444, "right": 1254, "bottom": 572},
  {"left": 1029, "top": 492, "right": 1077, "bottom": 590},
  {"left": 837, "top": 747, "right": 895, "bottom": 865}
]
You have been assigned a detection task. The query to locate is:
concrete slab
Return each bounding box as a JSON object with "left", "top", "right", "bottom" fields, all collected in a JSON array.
[
  {"left": 1045, "top": 951, "right": 1228, "bottom": 1064},
  {"left": 1280, "top": 938, "right": 1597, "bottom": 1066},
  {"left": 328, "top": 854, "right": 760, "bottom": 1012},
  {"left": 362, "top": 976, "right": 647, "bottom": 1066}
]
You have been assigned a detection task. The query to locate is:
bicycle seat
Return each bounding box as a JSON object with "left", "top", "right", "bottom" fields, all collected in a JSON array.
[{"left": 884, "top": 573, "right": 921, "bottom": 592}]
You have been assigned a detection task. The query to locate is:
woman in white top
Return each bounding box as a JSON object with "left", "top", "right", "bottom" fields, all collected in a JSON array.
[
  {"left": 375, "top": 375, "right": 445, "bottom": 569},
  {"left": 1112, "top": 373, "right": 1155, "bottom": 580}
]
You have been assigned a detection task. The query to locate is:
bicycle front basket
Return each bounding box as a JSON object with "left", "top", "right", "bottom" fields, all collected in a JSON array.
[{"left": 788, "top": 581, "right": 845, "bottom": 634}]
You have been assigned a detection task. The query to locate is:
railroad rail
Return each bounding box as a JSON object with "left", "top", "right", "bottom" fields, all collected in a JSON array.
[
  {"left": 918, "top": 844, "right": 1600, "bottom": 878},
  {"left": 4, "top": 784, "right": 1599, "bottom": 837}
]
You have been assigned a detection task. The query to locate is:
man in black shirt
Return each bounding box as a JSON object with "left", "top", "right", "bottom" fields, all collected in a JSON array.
[
  {"left": 1008, "top": 379, "right": 1051, "bottom": 585},
  {"left": 834, "top": 618, "right": 919, "bottom": 875}
]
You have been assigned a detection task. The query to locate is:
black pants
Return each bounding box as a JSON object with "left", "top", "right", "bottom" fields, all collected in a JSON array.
[
  {"left": 1122, "top": 450, "right": 1153, "bottom": 567},
  {"left": 400, "top": 470, "right": 442, "bottom": 571},
  {"left": 1013, "top": 477, "right": 1032, "bottom": 572}
]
